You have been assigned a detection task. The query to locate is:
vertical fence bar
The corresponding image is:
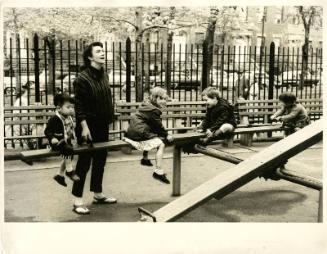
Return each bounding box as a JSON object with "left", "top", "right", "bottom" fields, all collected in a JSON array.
[
  {"left": 119, "top": 42, "right": 122, "bottom": 100},
  {"left": 196, "top": 44, "right": 199, "bottom": 101},
  {"left": 154, "top": 43, "right": 157, "bottom": 86},
  {"left": 287, "top": 47, "right": 290, "bottom": 94},
  {"left": 126, "top": 37, "right": 131, "bottom": 102},
  {"left": 17, "top": 35, "right": 23, "bottom": 147},
  {"left": 43, "top": 38, "right": 49, "bottom": 104},
  {"left": 220, "top": 45, "right": 225, "bottom": 96},
  {"left": 237, "top": 45, "right": 241, "bottom": 100},
  {"left": 141, "top": 43, "right": 144, "bottom": 100},
  {"left": 190, "top": 44, "right": 194, "bottom": 101},
  {"left": 112, "top": 42, "right": 116, "bottom": 103},
  {"left": 26, "top": 38, "right": 31, "bottom": 105},
  {"left": 105, "top": 41, "right": 108, "bottom": 71},
  {"left": 319, "top": 48, "right": 322, "bottom": 98},
  {"left": 201, "top": 40, "right": 208, "bottom": 92},
  {"left": 253, "top": 46, "right": 256, "bottom": 105},
  {"left": 309, "top": 47, "right": 314, "bottom": 99},
  {"left": 67, "top": 40, "right": 71, "bottom": 94},
  {"left": 281, "top": 47, "right": 285, "bottom": 95},
  {"left": 290, "top": 47, "right": 295, "bottom": 94},
  {"left": 52, "top": 38, "right": 56, "bottom": 96},
  {"left": 59, "top": 40, "right": 64, "bottom": 92},
  {"left": 165, "top": 41, "right": 172, "bottom": 96},
  {"left": 226, "top": 46, "right": 230, "bottom": 101},
  {"left": 178, "top": 44, "right": 181, "bottom": 100},
  {"left": 295, "top": 47, "right": 300, "bottom": 98},
  {"left": 33, "top": 34, "right": 40, "bottom": 103},
  {"left": 314, "top": 47, "right": 318, "bottom": 100},
  {"left": 17, "top": 35, "right": 22, "bottom": 106},
  {"left": 160, "top": 43, "right": 163, "bottom": 86},
  {"left": 184, "top": 44, "right": 188, "bottom": 100},
  {"left": 148, "top": 42, "right": 151, "bottom": 94},
  {"left": 9, "top": 38, "right": 14, "bottom": 105},
  {"left": 263, "top": 46, "right": 267, "bottom": 99},
  {"left": 232, "top": 46, "right": 235, "bottom": 103},
  {"left": 75, "top": 40, "right": 78, "bottom": 77},
  {"left": 172, "top": 44, "right": 175, "bottom": 99},
  {"left": 215, "top": 45, "right": 219, "bottom": 90},
  {"left": 135, "top": 42, "right": 138, "bottom": 102},
  {"left": 268, "top": 42, "right": 275, "bottom": 101}
]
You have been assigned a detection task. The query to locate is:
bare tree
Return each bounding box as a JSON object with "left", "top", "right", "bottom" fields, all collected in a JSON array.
[{"left": 296, "top": 6, "right": 322, "bottom": 89}]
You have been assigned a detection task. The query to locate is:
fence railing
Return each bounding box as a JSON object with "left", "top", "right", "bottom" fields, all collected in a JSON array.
[{"left": 3, "top": 34, "right": 323, "bottom": 107}]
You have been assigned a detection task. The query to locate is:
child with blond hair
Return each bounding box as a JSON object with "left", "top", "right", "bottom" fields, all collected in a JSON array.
[{"left": 124, "top": 87, "right": 173, "bottom": 184}]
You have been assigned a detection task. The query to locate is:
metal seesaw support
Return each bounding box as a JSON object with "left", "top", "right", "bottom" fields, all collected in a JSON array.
[{"left": 138, "top": 119, "right": 323, "bottom": 222}]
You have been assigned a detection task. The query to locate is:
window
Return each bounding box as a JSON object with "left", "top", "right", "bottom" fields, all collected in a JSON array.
[{"left": 195, "top": 32, "right": 204, "bottom": 45}]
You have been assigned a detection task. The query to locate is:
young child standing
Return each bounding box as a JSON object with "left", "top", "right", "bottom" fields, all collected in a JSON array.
[
  {"left": 270, "top": 92, "right": 310, "bottom": 136},
  {"left": 45, "top": 93, "right": 80, "bottom": 187},
  {"left": 197, "top": 87, "right": 237, "bottom": 145},
  {"left": 123, "top": 87, "right": 173, "bottom": 184}
]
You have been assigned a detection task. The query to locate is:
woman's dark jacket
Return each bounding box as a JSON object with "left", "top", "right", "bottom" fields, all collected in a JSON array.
[
  {"left": 202, "top": 98, "right": 237, "bottom": 132},
  {"left": 126, "top": 103, "right": 168, "bottom": 141},
  {"left": 73, "top": 66, "right": 115, "bottom": 143}
]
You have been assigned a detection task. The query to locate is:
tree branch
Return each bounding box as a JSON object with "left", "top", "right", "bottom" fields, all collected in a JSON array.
[{"left": 101, "top": 16, "right": 138, "bottom": 30}]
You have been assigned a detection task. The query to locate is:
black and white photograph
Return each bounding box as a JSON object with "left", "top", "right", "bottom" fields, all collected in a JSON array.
[{"left": 1, "top": 0, "right": 326, "bottom": 253}]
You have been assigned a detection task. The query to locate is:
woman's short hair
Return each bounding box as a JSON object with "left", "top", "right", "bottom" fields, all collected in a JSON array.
[
  {"left": 82, "top": 42, "right": 103, "bottom": 68},
  {"left": 201, "top": 87, "right": 221, "bottom": 99},
  {"left": 278, "top": 92, "right": 297, "bottom": 104}
]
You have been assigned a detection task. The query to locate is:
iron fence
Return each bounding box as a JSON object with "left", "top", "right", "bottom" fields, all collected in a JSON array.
[
  {"left": 3, "top": 34, "right": 323, "bottom": 148},
  {"left": 3, "top": 34, "right": 323, "bottom": 107}
]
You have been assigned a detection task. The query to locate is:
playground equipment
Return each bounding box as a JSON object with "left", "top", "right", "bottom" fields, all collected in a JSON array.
[{"left": 138, "top": 119, "right": 323, "bottom": 222}]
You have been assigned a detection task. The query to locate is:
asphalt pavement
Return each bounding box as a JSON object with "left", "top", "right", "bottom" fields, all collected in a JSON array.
[{"left": 4, "top": 141, "right": 323, "bottom": 222}]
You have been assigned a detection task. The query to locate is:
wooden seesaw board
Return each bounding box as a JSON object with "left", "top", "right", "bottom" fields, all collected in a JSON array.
[
  {"left": 20, "top": 132, "right": 206, "bottom": 162},
  {"left": 138, "top": 119, "right": 323, "bottom": 222}
]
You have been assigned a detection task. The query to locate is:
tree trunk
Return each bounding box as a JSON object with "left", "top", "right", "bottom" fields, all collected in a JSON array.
[
  {"left": 300, "top": 25, "right": 310, "bottom": 90},
  {"left": 47, "top": 33, "right": 56, "bottom": 95},
  {"left": 135, "top": 7, "right": 143, "bottom": 102},
  {"left": 143, "top": 32, "right": 151, "bottom": 98},
  {"left": 14, "top": 33, "right": 21, "bottom": 95},
  {"left": 204, "top": 16, "right": 217, "bottom": 87},
  {"left": 165, "top": 32, "right": 173, "bottom": 96}
]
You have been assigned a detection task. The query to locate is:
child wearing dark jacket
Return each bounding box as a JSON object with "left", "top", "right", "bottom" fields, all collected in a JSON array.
[
  {"left": 271, "top": 92, "right": 310, "bottom": 136},
  {"left": 123, "top": 87, "right": 173, "bottom": 184},
  {"left": 197, "top": 87, "right": 237, "bottom": 145},
  {"left": 45, "top": 93, "right": 80, "bottom": 187}
]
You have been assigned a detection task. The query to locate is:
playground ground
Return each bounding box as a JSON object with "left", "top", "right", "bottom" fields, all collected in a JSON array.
[{"left": 4, "top": 141, "right": 323, "bottom": 222}]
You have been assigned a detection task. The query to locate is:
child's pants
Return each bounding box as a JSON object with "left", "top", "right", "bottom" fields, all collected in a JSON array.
[{"left": 213, "top": 123, "right": 235, "bottom": 136}]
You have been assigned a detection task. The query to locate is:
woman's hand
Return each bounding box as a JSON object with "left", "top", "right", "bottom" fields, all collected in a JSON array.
[{"left": 81, "top": 121, "right": 92, "bottom": 143}]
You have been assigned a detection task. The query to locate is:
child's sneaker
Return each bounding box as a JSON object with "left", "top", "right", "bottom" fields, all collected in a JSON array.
[
  {"left": 152, "top": 172, "right": 170, "bottom": 184},
  {"left": 141, "top": 158, "right": 153, "bottom": 166},
  {"left": 65, "top": 170, "right": 80, "bottom": 182},
  {"left": 53, "top": 175, "right": 67, "bottom": 187}
]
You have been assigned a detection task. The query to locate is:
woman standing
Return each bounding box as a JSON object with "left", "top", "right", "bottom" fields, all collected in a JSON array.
[{"left": 72, "top": 42, "right": 116, "bottom": 215}]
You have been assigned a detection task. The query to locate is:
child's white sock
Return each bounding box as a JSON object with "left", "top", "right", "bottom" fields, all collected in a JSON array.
[
  {"left": 154, "top": 168, "right": 164, "bottom": 175},
  {"left": 74, "top": 197, "right": 84, "bottom": 206},
  {"left": 66, "top": 160, "right": 74, "bottom": 172}
]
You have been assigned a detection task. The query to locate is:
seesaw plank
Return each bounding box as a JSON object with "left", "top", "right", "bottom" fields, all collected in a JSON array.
[
  {"left": 20, "top": 132, "right": 205, "bottom": 161},
  {"left": 149, "top": 119, "right": 323, "bottom": 222}
]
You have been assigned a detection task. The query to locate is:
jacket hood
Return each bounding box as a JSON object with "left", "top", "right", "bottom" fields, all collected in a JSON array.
[{"left": 138, "top": 102, "right": 160, "bottom": 112}]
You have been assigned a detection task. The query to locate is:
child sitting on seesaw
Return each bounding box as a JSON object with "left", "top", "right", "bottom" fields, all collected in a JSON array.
[
  {"left": 270, "top": 92, "right": 310, "bottom": 136},
  {"left": 44, "top": 93, "right": 80, "bottom": 187},
  {"left": 197, "top": 87, "right": 237, "bottom": 145},
  {"left": 123, "top": 86, "right": 174, "bottom": 184}
]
